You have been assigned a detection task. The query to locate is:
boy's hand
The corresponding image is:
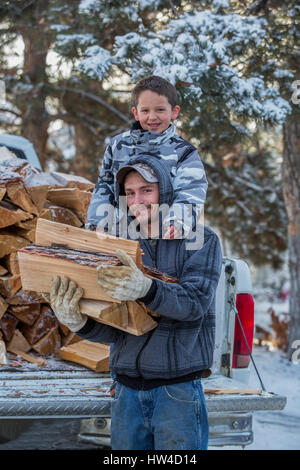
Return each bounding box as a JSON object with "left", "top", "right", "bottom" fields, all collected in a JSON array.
[
  {"left": 163, "top": 225, "right": 180, "bottom": 240},
  {"left": 96, "top": 249, "right": 152, "bottom": 301}
]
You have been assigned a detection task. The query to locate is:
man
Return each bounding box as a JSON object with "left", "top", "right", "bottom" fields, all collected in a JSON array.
[{"left": 48, "top": 158, "right": 222, "bottom": 450}]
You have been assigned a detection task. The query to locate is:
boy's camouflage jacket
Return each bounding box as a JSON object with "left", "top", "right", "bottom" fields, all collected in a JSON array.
[{"left": 85, "top": 122, "right": 207, "bottom": 234}]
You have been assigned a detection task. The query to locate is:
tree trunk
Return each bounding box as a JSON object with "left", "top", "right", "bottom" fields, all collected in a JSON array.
[{"left": 282, "top": 114, "right": 300, "bottom": 360}]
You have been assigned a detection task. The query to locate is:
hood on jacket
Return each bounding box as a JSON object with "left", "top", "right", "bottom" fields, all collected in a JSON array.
[{"left": 115, "top": 155, "right": 175, "bottom": 239}]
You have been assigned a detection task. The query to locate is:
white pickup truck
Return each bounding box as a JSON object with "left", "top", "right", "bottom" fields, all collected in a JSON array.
[{"left": 0, "top": 135, "right": 287, "bottom": 448}]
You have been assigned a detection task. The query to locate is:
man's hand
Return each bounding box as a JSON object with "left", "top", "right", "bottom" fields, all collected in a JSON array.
[
  {"left": 48, "top": 275, "right": 87, "bottom": 332},
  {"left": 96, "top": 249, "right": 152, "bottom": 301}
]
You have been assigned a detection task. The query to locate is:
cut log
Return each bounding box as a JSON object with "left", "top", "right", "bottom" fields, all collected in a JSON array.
[
  {"left": 58, "top": 321, "right": 70, "bottom": 337},
  {"left": 0, "top": 200, "right": 33, "bottom": 229},
  {"left": 2, "top": 252, "right": 20, "bottom": 275},
  {"left": 18, "top": 248, "right": 122, "bottom": 303},
  {"left": 0, "top": 187, "right": 6, "bottom": 200},
  {"left": 9, "top": 348, "right": 46, "bottom": 366},
  {"left": 80, "top": 299, "right": 128, "bottom": 327},
  {"left": 47, "top": 187, "right": 91, "bottom": 215},
  {"left": 0, "top": 312, "right": 19, "bottom": 342},
  {"left": 15, "top": 217, "right": 37, "bottom": 231},
  {"left": 34, "top": 219, "right": 143, "bottom": 269},
  {"left": 6, "top": 182, "right": 39, "bottom": 215},
  {"left": 56, "top": 340, "right": 110, "bottom": 372},
  {"left": 0, "top": 274, "right": 22, "bottom": 298},
  {"left": 13, "top": 226, "right": 36, "bottom": 243},
  {"left": 204, "top": 388, "right": 262, "bottom": 395},
  {"left": 3, "top": 251, "right": 20, "bottom": 274},
  {"left": 0, "top": 294, "right": 8, "bottom": 319},
  {"left": 7, "top": 289, "right": 45, "bottom": 305},
  {"left": 39, "top": 205, "right": 83, "bottom": 227},
  {"left": 24, "top": 185, "right": 49, "bottom": 214},
  {"left": 126, "top": 301, "right": 158, "bottom": 334},
  {"left": 79, "top": 299, "right": 158, "bottom": 336},
  {"left": 0, "top": 265, "right": 8, "bottom": 276},
  {"left": 9, "top": 303, "right": 41, "bottom": 326},
  {"left": 0, "top": 230, "right": 28, "bottom": 258},
  {"left": 31, "top": 327, "right": 61, "bottom": 355},
  {"left": 7, "top": 328, "right": 31, "bottom": 353},
  {"left": 21, "top": 305, "right": 59, "bottom": 345},
  {"left": 0, "top": 339, "right": 7, "bottom": 365},
  {"left": 61, "top": 332, "right": 82, "bottom": 347},
  {"left": 49, "top": 171, "right": 94, "bottom": 191}
]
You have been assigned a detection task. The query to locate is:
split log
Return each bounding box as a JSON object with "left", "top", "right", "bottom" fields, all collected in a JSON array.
[
  {"left": 0, "top": 187, "right": 6, "bottom": 200},
  {"left": 31, "top": 327, "right": 61, "bottom": 355},
  {"left": 47, "top": 187, "right": 92, "bottom": 215},
  {"left": 18, "top": 246, "right": 122, "bottom": 303},
  {"left": 0, "top": 294, "right": 8, "bottom": 319},
  {"left": 13, "top": 226, "right": 36, "bottom": 243},
  {"left": 39, "top": 205, "right": 83, "bottom": 227},
  {"left": 0, "top": 274, "right": 22, "bottom": 298},
  {"left": 0, "top": 230, "right": 28, "bottom": 258},
  {"left": 7, "top": 289, "right": 45, "bottom": 305},
  {"left": 0, "top": 200, "right": 33, "bottom": 229},
  {"left": 34, "top": 218, "right": 143, "bottom": 268},
  {"left": 0, "top": 265, "right": 8, "bottom": 276},
  {"left": 49, "top": 171, "right": 94, "bottom": 191},
  {"left": 15, "top": 217, "right": 37, "bottom": 231},
  {"left": 0, "top": 339, "right": 7, "bottom": 365},
  {"left": 21, "top": 305, "right": 59, "bottom": 345},
  {"left": 24, "top": 186, "right": 49, "bottom": 214},
  {"left": 56, "top": 340, "right": 110, "bottom": 372},
  {"left": 7, "top": 329, "right": 31, "bottom": 353},
  {"left": 9, "top": 303, "right": 41, "bottom": 326},
  {"left": 9, "top": 348, "right": 46, "bottom": 367},
  {"left": 61, "top": 332, "right": 82, "bottom": 347},
  {"left": 6, "top": 182, "right": 39, "bottom": 215},
  {"left": 204, "top": 388, "right": 262, "bottom": 395},
  {"left": 0, "top": 312, "right": 18, "bottom": 342},
  {"left": 79, "top": 299, "right": 158, "bottom": 336},
  {"left": 2, "top": 252, "right": 20, "bottom": 275}
]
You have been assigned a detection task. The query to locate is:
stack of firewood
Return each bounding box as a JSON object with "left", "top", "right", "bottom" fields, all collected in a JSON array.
[{"left": 0, "top": 148, "right": 94, "bottom": 365}]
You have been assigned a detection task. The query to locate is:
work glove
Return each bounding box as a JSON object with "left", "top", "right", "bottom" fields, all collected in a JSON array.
[
  {"left": 48, "top": 275, "right": 87, "bottom": 332},
  {"left": 96, "top": 249, "right": 152, "bottom": 301}
]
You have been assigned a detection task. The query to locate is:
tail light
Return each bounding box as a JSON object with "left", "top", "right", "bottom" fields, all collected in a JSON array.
[{"left": 232, "top": 293, "right": 254, "bottom": 369}]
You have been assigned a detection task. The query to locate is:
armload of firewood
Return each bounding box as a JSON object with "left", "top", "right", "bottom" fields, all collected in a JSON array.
[
  {"left": 0, "top": 149, "right": 178, "bottom": 370},
  {"left": 0, "top": 148, "right": 95, "bottom": 365}
]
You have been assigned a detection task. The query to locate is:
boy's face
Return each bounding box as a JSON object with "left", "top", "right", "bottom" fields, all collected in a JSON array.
[{"left": 132, "top": 90, "right": 180, "bottom": 134}]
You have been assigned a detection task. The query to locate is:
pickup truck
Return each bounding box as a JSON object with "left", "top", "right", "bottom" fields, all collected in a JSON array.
[{"left": 0, "top": 134, "right": 287, "bottom": 448}]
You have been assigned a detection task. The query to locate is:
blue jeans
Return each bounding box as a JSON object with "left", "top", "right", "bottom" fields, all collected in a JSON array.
[{"left": 110, "top": 379, "right": 209, "bottom": 450}]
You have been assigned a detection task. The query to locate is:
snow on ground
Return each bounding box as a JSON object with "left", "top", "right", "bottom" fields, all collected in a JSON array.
[{"left": 211, "top": 288, "right": 300, "bottom": 451}]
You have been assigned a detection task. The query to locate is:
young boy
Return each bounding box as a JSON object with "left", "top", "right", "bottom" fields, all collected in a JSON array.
[{"left": 86, "top": 75, "right": 207, "bottom": 239}]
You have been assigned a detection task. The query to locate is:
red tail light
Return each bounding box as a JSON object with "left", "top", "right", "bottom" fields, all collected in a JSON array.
[{"left": 232, "top": 294, "right": 254, "bottom": 369}]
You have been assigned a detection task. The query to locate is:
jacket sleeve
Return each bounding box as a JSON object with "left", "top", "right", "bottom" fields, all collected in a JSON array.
[
  {"left": 85, "top": 144, "right": 116, "bottom": 231},
  {"left": 76, "top": 317, "right": 122, "bottom": 343},
  {"left": 142, "top": 232, "right": 222, "bottom": 322},
  {"left": 163, "top": 147, "right": 208, "bottom": 234}
]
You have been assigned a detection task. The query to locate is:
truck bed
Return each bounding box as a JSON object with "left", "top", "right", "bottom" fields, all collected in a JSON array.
[{"left": 0, "top": 353, "right": 286, "bottom": 420}]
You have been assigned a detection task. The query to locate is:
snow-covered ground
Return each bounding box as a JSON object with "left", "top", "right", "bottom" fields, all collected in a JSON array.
[{"left": 210, "top": 288, "right": 300, "bottom": 451}]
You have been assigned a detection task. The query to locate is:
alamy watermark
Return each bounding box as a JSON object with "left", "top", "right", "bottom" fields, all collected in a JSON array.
[
  {"left": 93, "top": 199, "right": 205, "bottom": 251},
  {"left": 291, "top": 340, "right": 300, "bottom": 364},
  {"left": 0, "top": 79, "right": 5, "bottom": 104},
  {"left": 291, "top": 80, "right": 300, "bottom": 105}
]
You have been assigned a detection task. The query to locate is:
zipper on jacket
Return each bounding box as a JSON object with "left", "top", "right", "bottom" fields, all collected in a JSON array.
[
  {"left": 135, "top": 329, "right": 156, "bottom": 389},
  {"left": 135, "top": 239, "right": 158, "bottom": 389}
]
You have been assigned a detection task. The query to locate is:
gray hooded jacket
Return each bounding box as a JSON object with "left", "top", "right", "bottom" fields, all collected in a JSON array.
[{"left": 77, "top": 156, "right": 222, "bottom": 381}]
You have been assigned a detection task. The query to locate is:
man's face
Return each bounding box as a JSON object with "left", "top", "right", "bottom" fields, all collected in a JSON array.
[
  {"left": 124, "top": 171, "right": 160, "bottom": 225},
  {"left": 132, "top": 90, "right": 180, "bottom": 134}
]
